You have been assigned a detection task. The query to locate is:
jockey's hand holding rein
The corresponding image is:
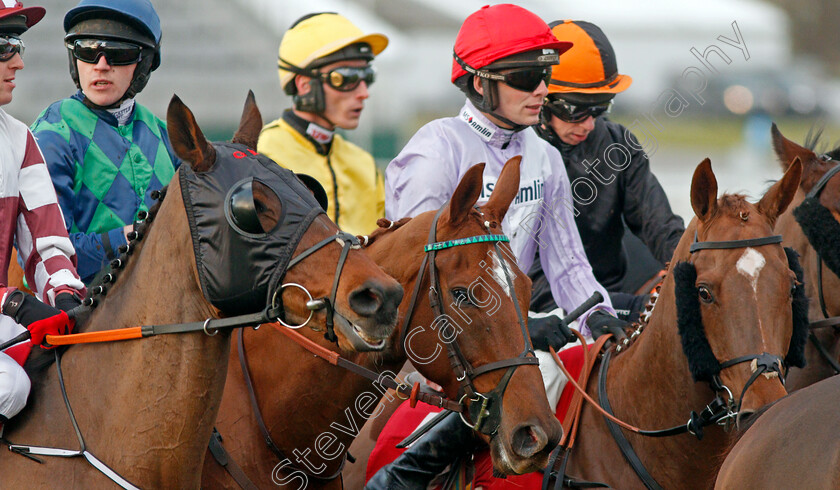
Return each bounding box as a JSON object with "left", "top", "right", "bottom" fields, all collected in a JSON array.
[
  {"left": 587, "top": 309, "right": 630, "bottom": 342},
  {"left": 527, "top": 309, "right": 575, "bottom": 351},
  {"left": 1, "top": 290, "right": 76, "bottom": 347}
]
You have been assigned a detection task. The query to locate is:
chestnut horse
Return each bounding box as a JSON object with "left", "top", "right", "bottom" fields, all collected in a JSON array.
[
  {"left": 715, "top": 374, "right": 840, "bottom": 489},
  {"left": 202, "top": 158, "right": 564, "bottom": 488},
  {"left": 770, "top": 124, "right": 840, "bottom": 391},
  {"left": 0, "top": 93, "right": 402, "bottom": 488},
  {"left": 543, "top": 159, "right": 806, "bottom": 489}
]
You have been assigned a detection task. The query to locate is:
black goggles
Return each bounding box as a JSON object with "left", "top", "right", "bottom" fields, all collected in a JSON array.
[
  {"left": 545, "top": 99, "right": 613, "bottom": 123},
  {"left": 475, "top": 66, "right": 552, "bottom": 93},
  {"left": 66, "top": 39, "right": 143, "bottom": 66},
  {"left": 319, "top": 65, "right": 376, "bottom": 92},
  {"left": 0, "top": 36, "right": 24, "bottom": 62}
]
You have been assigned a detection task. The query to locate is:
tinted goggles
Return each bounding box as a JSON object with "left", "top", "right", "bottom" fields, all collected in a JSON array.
[
  {"left": 66, "top": 39, "right": 143, "bottom": 66},
  {"left": 0, "top": 36, "right": 24, "bottom": 62},
  {"left": 545, "top": 99, "right": 613, "bottom": 123},
  {"left": 476, "top": 66, "right": 552, "bottom": 93},
  {"left": 320, "top": 65, "right": 376, "bottom": 92}
]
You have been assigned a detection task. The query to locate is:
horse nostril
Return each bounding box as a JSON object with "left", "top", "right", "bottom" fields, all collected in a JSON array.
[
  {"left": 511, "top": 423, "right": 548, "bottom": 458},
  {"left": 348, "top": 283, "right": 384, "bottom": 317}
]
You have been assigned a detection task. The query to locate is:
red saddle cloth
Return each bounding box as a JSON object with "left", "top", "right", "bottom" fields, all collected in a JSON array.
[{"left": 366, "top": 345, "right": 586, "bottom": 489}]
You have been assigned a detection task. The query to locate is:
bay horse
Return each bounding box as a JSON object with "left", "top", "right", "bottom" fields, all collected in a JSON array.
[
  {"left": 540, "top": 158, "right": 806, "bottom": 489},
  {"left": 770, "top": 124, "right": 840, "bottom": 391},
  {"left": 0, "top": 93, "right": 402, "bottom": 488},
  {"left": 202, "top": 157, "right": 564, "bottom": 488},
  {"left": 715, "top": 374, "right": 840, "bottom": 489}
]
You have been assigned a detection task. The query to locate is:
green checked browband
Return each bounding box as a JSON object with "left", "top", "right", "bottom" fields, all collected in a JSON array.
[{"left": 424, "top": 234, "right": 510, "bottom": 252}]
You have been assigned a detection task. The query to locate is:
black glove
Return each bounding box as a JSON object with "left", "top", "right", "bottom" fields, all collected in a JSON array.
[
  {"left": 54, "top": 292, "right": 82, "bottom": 313},
  {"left": 587, "top": 310, "right": 629, "bottom": 341},
  {"left": 3, "top": 290, "right": 62, "bottom": 327},
  {"left": 527, "top": 311, "right": 575, "bottom": 351}
]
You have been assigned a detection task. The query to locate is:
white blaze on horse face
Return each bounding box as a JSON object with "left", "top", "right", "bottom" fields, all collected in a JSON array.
[
  {"left": 483, "top": 251, "right": 512, "bottom": 299},
  {"left": 736, "top": 248, "right": 766, "bottom": 293}
]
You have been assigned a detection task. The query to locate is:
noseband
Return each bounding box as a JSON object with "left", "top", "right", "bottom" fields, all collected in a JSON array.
[
  {"left": 399, "top": 206, "right": 538, "bottom": 436},
  {"left": 273, "top": 230, "right": 361, "bottom": 345}
]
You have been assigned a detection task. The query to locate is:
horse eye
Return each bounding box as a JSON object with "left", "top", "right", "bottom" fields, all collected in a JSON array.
[
  {"left": 698, "top": 286, "right": 714, "bottom": 303},
  {"left": 451, "top": 287, "right": 474, "bottom": 306}
]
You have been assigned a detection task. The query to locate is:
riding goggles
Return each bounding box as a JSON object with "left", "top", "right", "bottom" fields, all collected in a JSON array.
[
  {"left": 66, "top": 39, "right": 143, "bottom": 66},
  {"left": 319, "top": 65, "right": 376, "bottom": 92},
  {"left": 0, "top": 36, "right": 24, "bottom": 62},
  {"left": 472, "top": 66, "right": 552, "bottom": 93},
  {"left": 544, "top": 98, "right": 613, "bottom": 123}
]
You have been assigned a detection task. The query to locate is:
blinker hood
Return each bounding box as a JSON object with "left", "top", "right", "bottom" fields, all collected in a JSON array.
[{"left": 180, "top": 142, "right": 325, "bottom": 315}]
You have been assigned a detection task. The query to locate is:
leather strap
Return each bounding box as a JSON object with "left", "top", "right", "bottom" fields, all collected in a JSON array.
[
  {"left": 689, "top": 234, "right": 782, "bottom": 253},
  {"left": 597, "top": 349, "right": 664, "bottom": 490},
  {"left": 208, "top": 428, "right": 259, "bottom": 490}
]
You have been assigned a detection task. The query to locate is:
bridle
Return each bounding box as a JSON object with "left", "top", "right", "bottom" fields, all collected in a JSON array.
[
  {"left": 798, "top": 161, "right": 840, "bottom": 373},
  {"left": 686, "top": 232, "right": 788, "bottom": 412},
  {"left": 398, "top": 206, "right": 539, "bottom": 436},
  {"left": 271, "top": 229, "right": 363, "bottom": 346},
  {"left": 583, "top": 232, "right": 789, "bottom": 490}
]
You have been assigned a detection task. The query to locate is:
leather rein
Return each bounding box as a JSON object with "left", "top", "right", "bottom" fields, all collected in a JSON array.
[
  {"left": 544, "top": 233, "right": 789, "bottom": 490},
  {"left": 1, "top": 215, "right": 363, "bottom": 489},
  {"left": 214, "top": 206, "right": 538, "bottom": 487}
]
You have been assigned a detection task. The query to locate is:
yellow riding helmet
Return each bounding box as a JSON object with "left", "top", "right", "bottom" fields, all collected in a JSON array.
[{"left": 278, "top": 12, "right": 388, "bottom": 92}]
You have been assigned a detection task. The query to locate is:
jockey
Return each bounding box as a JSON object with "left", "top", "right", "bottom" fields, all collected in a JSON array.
[
  {"left": 30, "top": 0, "right": 180, "bottom": 284},
  {"left": 0, "top": 1, "right": 85, "bottom": 428},
  {"left": 529, "top": 20, "right": 685, "bottom": 320},
  {"left": 369, "top": 5, "right": 629, "bottom": 488},
  {"left": 258, "top": 12, "right": 387, "bottom": 235}
]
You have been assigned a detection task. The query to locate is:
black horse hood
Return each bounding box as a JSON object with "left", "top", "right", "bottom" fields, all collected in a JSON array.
[{"left": 180, "top": 142, "right": 324, "bottom": 315}]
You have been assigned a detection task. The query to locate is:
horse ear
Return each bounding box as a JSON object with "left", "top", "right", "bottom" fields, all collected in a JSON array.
[
  {"left": 758, "top": 156, "right": 802, "bottom": 225},
  {"left": 482, "top": 156, "right": 521, "bottom": 221},
  {"left": 232, "top": 90, "right": 263, "bottom": 149},
  {"left": 447, "top": 162, "right": 485, "bottom": 227},
  {"left": 167, "top": 95, "right": 216, "bottom": 172},
  {"left": 771, "top": 123, "right": 814, "bottom": 176},
  {"left": 690, "top": 158, "right": 718, "bottom": 222}
]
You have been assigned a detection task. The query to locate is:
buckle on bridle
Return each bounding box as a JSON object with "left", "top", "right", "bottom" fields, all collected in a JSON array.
[{"left": 460, "top": 392, "right": 490, "bottom": 431}]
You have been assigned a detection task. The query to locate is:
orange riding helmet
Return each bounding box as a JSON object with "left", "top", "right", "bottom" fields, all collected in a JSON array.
[{"left": 547, "top": 20, "right": 632, "bottom": 95}]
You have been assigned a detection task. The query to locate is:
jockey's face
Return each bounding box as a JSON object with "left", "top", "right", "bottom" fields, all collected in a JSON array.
[
  {"left": 77, "top": 54, "right": 136, "bottom": 107},
  {"left": 475, "top": 70, "right": 548, "bottom": 129},
  {"left": 546, "top": 112, "right": 596, "bottom": 145},
  {"left": 0, "top": 50, "right": 23, "bottom": 106},
  {"left": 295, "top": 59, "right": 371, "bottom": 131}
]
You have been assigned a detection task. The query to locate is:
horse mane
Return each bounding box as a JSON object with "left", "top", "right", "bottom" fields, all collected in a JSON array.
[
  {"left": 802, "top": 125, "right": 840, "bottom": 160},
  {"left": 23, "top": 187, "right": 168, "bottom": 377},
  {"left": 359, "top": 217, "right": 412, "bottom": 247}
]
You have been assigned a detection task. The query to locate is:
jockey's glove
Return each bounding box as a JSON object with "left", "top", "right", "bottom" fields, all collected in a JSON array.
[
  {"left": 54, "top": 291, "right": 82, "bottom": 313},
  {"left": 2, "top": 290, "right": 74, "bottom": 347},
  {"left": 527, "top": 309, "right": 575, "bottom": 351},
  {"left": 587, "top": 310, "right": 629, "bottom": 342}
]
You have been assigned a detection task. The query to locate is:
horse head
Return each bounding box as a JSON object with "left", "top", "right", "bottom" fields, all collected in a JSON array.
[
  {"left": 771, "top": 124, "right": 840, "bottom": 320},
  {"left": 166, "top": 92, "right": 403, "bottom": 351},
  {"left": 669, "top": 157, "right": 804, "bottom": 413},
  {"left": 371, "top": 157, "right": 562, "bottom": 475}
]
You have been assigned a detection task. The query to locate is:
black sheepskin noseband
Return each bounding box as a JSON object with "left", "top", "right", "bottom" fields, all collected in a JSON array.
[
  {"left": 793, "top": 196, "right": 840, "bottom": 280},
  {"left": 784, "top": 247, "right": 810, "bottom": 368},
  {"left": 674, "top": 249, "right": 810, "bottom": 383},
  {"left": 674, "top": 261, "right": 720, "bottom": 383}
]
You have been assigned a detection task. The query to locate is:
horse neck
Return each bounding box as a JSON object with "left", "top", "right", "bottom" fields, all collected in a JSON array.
[
  {"left": 604, "top": 271, "right": 713, "bottom": 423},
  {"left": 59, "top": 179, "right": 229, "bottom": 485},
  {"left": 364, "top": 219, "right": 429, "bottom": 363}
]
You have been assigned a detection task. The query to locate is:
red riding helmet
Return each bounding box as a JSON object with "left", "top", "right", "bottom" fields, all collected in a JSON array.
[
  {"left": 451, "top": 4, "right": 572, "bottom": 115},
  {"left": 0, "top": 1, "right": 45, "bottom": 34}
]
